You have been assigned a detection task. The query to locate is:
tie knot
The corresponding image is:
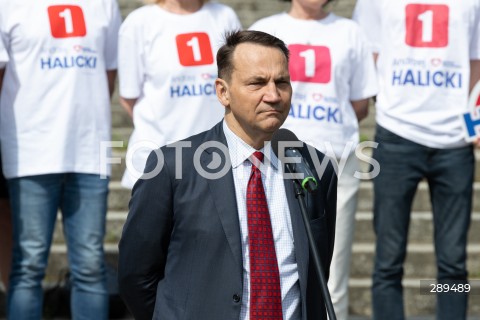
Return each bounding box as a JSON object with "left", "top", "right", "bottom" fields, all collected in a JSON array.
[
  {"left": 249, "top": 151, "right": 264, "bottom": 171},
  {"left": 252, "top": 151, "right": 264, "bottom": 162}
]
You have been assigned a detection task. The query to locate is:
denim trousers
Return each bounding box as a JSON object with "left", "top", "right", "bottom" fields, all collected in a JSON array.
[
  {"left": 7, "top": 173, "right": 109, "bottom": 320},
  {"left": 371, "top": 125, "right": 473, "bottom": 320}
]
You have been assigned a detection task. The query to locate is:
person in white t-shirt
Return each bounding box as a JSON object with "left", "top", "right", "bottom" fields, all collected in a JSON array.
[
  {"left": 250, "top": 1, "right": 378, "bottom": 319},
  {"left": 118, "top": 0, "right": 242, "bottom": 189},
  {"left": 353, "top": 1, "right": 480, "bottom": 319},
  {"left": 0, "top": 0, "right": 121, "bottom": 318}
]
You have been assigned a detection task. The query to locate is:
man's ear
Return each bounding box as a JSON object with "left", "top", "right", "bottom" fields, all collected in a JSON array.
[{"left": 215, "top": 78, "right": 230, "bottom": 107}]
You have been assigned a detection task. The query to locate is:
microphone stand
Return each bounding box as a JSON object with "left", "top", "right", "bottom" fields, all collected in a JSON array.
[{"left": 293, "top": 180, "right": 337, "bottom": 320}]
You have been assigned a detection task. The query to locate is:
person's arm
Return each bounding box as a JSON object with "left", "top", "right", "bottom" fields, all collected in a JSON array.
[
  {"left": 470, "top": 60, "right": 480, "bottom": 93},
  {"left": 117, "top": 13, "right": 144, "bottom": 120},
  {"left": 348, "top": 25, "right": 377, "bottom": 122},
  {"left": 351, "top": 99, "right": 370, "bottom": 122},
  {"left": 119, "top": 97, "right": 137, "bottom": 118},
  {"left": 0, "top": 68, "right": 5, "bottom": 92},
  {"left": 352, "top": 0, "right": 381, "bottom": 65},
  {"left": 118, "top": 150, "right": 173, "bottom": 320},
  {"left": 107, "top": 70, "right": 117, "bottom": 99}
]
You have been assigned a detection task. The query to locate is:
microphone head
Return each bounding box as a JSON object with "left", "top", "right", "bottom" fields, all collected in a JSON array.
[{"left": 271, "top": 128, "right": 299, "bottom": 158}]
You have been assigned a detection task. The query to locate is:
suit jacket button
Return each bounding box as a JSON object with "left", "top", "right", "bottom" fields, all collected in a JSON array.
[{"left": 233, "top": 294, "right": 241, "bottom": 303}]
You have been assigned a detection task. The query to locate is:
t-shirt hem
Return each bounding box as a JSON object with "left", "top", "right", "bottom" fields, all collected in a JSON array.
[{"left": 376, "top": 117, "right": 469, "bottom": 149}]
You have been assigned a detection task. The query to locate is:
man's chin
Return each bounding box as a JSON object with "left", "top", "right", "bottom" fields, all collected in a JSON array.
[{"left": 262, "top": 118, "right": 285, "bottom": 134}]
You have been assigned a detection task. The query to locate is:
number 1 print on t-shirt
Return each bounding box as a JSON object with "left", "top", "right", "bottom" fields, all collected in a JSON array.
[
  {"left": 48, "top": 5, "right": 87, "bottom": 38},
  {"left": 176, "top": 32, "right": 214, "bottom": 67},
  {"left": 288, "top": 44, "right": 331, "bottom": 84},
  {"left": 405, "top": 4, "right": 449, "bottom": 48}
]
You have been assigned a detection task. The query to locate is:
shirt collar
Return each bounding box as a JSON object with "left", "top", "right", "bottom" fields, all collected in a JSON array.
[{"left": 222, "top": 120, "right": 279, "bottom": 170}]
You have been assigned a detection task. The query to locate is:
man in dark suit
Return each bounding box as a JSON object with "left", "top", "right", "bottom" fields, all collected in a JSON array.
[{"left": 118, "top": 30, "right": 337, "bottom": 320}]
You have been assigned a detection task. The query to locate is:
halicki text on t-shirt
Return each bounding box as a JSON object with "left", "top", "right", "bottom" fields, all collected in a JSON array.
[
  {"left": 170, "top": 83, "right": 216, "bottom": 98},
  {"left": 392, "top": 69, "right": 462, "bottom": 88},
  {"left": 40, "top": 55, "right": 97, "bottom": 69},
  {"left": 289, "top": 103, "right": 342, "bottom": 124},
  {"left": 390, "top": 58, "right": 463, "bottom": 89}
]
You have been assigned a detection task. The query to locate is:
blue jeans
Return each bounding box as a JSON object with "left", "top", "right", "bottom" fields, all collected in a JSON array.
[
  {"left": 7, "top": 173, "right": 109, "bottom": 320},
  {"left": 371, "top": 125, "right": 472, "bottom": 320}
]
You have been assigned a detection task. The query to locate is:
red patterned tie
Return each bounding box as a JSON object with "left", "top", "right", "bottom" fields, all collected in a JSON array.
[{"left": 247, "top": 151, "right": 283, "bottom": 319}]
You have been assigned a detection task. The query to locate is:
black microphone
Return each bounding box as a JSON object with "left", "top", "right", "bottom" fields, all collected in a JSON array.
[{"left": 271, "top": 128, "right": 318, "bottom": 193}]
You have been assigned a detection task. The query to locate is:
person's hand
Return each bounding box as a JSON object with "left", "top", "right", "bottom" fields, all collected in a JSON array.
[{"left": 474, "top": 136, "right": 480, "bottom": 148}]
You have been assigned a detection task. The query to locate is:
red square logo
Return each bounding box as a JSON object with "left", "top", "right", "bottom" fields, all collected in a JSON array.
[
  {"left": 176, "top": 32, "right": 214, "bottom": 67},
  {"left": 288, "top": 44, "right": 331, "bottom": 84},
  {"left": 405, "top": 4, "right": 449, "bottom": 48},
  {"left": 48, "top": 5, "right": 86, "bottom": 38}
]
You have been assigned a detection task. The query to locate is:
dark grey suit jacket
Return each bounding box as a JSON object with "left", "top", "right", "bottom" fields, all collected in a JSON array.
[{"left": 118, "top": 121, "right": 337, "bottom": 320}]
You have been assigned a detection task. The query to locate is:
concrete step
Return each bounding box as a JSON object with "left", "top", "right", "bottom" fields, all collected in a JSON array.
[
  {"left": 348, "top": 278, "right": 480, "bottom": 317},
  {"left": 108, "top": 182, "right": 130, "bottom": 211},
  {"left": 107, "top": 139, "right": 480, "bottom": 184},
  {"left": 354, "top": 212, "right": 480, "bottom": 244},
  {"left": 111, "top": 127, "right": 132, "bottom": 146},
  {"left": 349, "top": 243, "right": 480, "bottom": 279},
  {"left": 105, "top": 180, "right": 480, "bottom": 212},
  {"left": 50, "top": 210, "right": 480, "bottom": 248},
  {"left": 44, "top": 242, "right": 480, "bottom": 282},
  {"left": 41, "top": 244, "right": 480, "bottom": 317},
  {"left": 111, "top": 151, "right": 127, "bottom": 182},
  {"left": 357, "top": 181, "right": 480, "bottom": 212},
  {"left": 49, "top": 210, "right": 480, "bottom": 279},
  {"left": 111, "top": 109, "right": 133, "bottom": 129}
]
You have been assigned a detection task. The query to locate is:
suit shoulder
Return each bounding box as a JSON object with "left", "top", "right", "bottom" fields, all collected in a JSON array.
[{"left": 158, "top": 121, "right": 224, "bottom": 162}]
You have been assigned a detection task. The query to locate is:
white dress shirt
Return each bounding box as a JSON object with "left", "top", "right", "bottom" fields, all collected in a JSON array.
[{"left": 222, "top": 121, "right": 301, "bottom": 320}]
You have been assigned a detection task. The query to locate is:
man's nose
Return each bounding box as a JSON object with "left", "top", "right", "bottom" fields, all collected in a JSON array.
[{"left": 263, "top": 82, "right": 281, "bottom": 102}]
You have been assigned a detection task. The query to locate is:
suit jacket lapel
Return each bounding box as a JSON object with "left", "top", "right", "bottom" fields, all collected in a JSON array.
[{"left": 201, "top": 123, "right": 243, "bottom": 276}]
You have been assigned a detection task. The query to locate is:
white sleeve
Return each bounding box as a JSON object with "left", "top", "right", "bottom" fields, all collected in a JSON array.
[
  {"left": 224, "top": 6, "right": 242, "bottom": 31},
  {"left": 211, "top": 4, "right": 242, "bottom": 37},
  {"left": 0, "top": 2, "right": 9, "bottom": 69},
  {"left": 249, "top": 19, "right": 270, "bottom": 33},
  {"left": 118, "top": 12, "right": 145, "bottom": 99},
  {"left": 352, "top": 0, "right": 382, "bottom": 54},
  {"left": 104, "top": 0, "right": 122, "bottom": 70},
  {"left": 471, "top": 4, "right": 480, "bottom": 60},
  {"left": 349, "top": 25, "right": 378, "bottom": 101},
  {"left": 249, "top": 18, "right": 282, "bottom": 40}
]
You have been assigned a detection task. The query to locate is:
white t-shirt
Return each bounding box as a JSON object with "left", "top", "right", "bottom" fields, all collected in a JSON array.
[
  {"left": 0, "top": 0, "right": 121, "bottom": 179},
  {"left": 118, "top": 3, "right": 242, "bottom": 188},
  {"left": 250, "top": 13, "right": 378, "bottom": 158},
  {"left": 353, "top": 0, "right": 480, "bottom": 148}
]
